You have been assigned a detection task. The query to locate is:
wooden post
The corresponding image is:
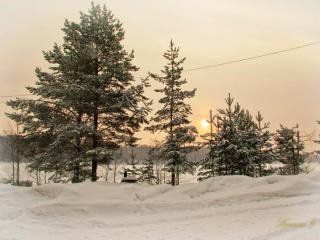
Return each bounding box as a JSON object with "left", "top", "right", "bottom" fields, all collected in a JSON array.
[
  {"left": 209, "top": 110, "right": 213, "bottom": 143},
  {"left": 208, "top": 109, "right": 215, "bottom": 176}
]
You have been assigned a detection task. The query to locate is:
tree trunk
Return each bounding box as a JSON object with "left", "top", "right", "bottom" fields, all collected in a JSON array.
[
  {"left": 44, "top": 168, "right": 47, "bottom": 184},
  {"left": 11, "top": 141, "right": 15, "bottom": 185},
  {"left": 105, "top": 164, "right": 109, "bottom": 182},
  {"left": 73, "top": 112, "right": 82, "bottom": 183},
  {"left": 171, "top": 166, "right": 175, "bottom": 186},
  {"left": 113, "top": 158, "right": 118, "bottom": 183},
  {"left": 91, "top": 57, "right": 99, "bottom": 182},
  {"left": 259, "top": 154, "right": 262, "bottom": 177},
  {"left": 91, "top": 111, "right": 98, "bottom": 181},
  {"left": 169, "top": 59, "right": 176, "bottom": 186},
  {"left": 176, "top": 165, "right": 180, "bottom": 185},
  {"left": 16, "top": 143, "right": 20, "bottom": 185}
]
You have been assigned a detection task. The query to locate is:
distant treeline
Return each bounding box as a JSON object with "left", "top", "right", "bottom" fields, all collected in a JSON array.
[
  {"left": 0, "top": 137, "right": 207, "bottom": 164},
  {"left": 0, "top": 136, "right": 11, "bottom": 162}
]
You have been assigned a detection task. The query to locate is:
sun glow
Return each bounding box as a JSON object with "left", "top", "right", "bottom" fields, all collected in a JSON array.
[{"left": 200, "top": 119, "right": 210, "bottom": 130}]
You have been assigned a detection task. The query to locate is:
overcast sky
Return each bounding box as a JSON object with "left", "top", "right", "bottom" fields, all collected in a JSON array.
[{"left": 0, "top": 0, "right": 320, "bottom": 150}]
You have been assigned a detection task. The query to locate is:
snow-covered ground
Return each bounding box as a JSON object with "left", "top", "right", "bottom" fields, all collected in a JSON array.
[
  {"left": 1, "top": 164, "right": 320, "bottom": 240},
  {"left": 0, "top": 162, "right": 198, "bottom": 185}
]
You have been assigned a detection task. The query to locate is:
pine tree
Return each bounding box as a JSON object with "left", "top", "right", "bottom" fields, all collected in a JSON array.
[
  {"left": 146, "top": 40, "right": 198, "bottom": 186},
  {"left": 214, "top": 94, "right": 242, "bottom": 175},
  {"left": 199, "top": 94, "right": 268, "bottom": 178},
  {"left": 274, "top": 125, "right": 304, "bottom": 175},
  {"left": 67, "top": 3, "right": 151, "bottom": 181},
  {"left": 7, "top": 78, "right": 82, "bottom": 182},
  {"left": 254, "top": 111, "right": 274, "bottom": 176},
  {"left": 7, "top": 3, "right": 150, "bottom": 183},
  {"left": 236, "top": 109, "right": 261, "bottom": 176}
]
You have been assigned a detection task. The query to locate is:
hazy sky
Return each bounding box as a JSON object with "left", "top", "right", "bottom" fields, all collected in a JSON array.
[{"left": 0, "top": 0, "right": 320, "bottom": 150}]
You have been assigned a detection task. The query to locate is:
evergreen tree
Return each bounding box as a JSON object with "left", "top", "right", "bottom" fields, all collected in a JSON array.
[
  {"left": 214, "top": 94, "right": 243, "bottom": 175},
  {"left": 7, "top": 3, "right": 150, "bottom": 182},
  {"left": 67, "top": 3, "right": 151, "bottom": 181},
  {"left": 7, "top": 77, "right": 84, "bottom": 182},
  {"left": 236, "top": 109, "right": 261, "bottom": 176},
  {"left": 254, "top": 111, "right": 274, "bottom": 176},
  {"left": 198, "top": 94, "right": 270, "bottom": 178},
  {"left": 146, "top": 40, "right": 198, "bottom": 186},
  {"left": 137, "top": 149, "right": 157, "bottom": 184},
  {"left": 274, "top": 125, "right": 304, "bottom": 175}
]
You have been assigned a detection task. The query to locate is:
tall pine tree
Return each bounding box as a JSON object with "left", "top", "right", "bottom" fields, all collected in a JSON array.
[
  {"left": 7, "top": 3, "right": 150, "bottom": 182},
  {"left": 69, "top": 4, "right": 151, "bottom": 181},
  {"left": 146, "top": 40, "right": 198, "bottom": 186}
]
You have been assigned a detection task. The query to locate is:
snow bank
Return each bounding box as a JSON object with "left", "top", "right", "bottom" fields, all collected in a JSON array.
[{"left": 1, "top": 164, "right": 320, "bottom": 239}]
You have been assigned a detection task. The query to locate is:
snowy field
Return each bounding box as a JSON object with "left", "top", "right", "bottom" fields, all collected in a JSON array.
[
  {"left": 0, "top": 162, "right": 198, "bottom": 185},
  {"left": 1, "top": 163, "right": 320, "bottom": 240}
]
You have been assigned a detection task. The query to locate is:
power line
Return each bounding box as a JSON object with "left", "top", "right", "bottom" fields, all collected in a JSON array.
[
  {"left": 1, "top": 41, "right": 320, "bottom": 99},
  {"left": 184, "top": 41, "right": 320, "bottom": 72}
]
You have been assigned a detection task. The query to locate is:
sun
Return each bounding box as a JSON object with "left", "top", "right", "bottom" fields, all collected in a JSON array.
[{"left": 200, "top": 119, "right": 210, "bottom": 130}]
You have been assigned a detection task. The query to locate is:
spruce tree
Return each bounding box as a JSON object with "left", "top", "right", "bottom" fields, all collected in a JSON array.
[
  {"left": 274, "top": 125, "right": 304, "bottom": 175},
  {"left": 146, "top": 40, "right": 198, "bottom": 186},
  {"left": 236, "top": 109, "right": 261, "bottom": 176},
  {"left": 254, "top": 111, "right": 274, "bottom": 176},
  {"left": 198, "top": 94, "right": 269, "bottom": 178},
  {"left": 214, "top": 94, "right": 242, "bottom": 175}
]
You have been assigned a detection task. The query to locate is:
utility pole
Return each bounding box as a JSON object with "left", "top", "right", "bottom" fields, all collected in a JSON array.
[
  {"left": 209, "top": 110, "right": 214, "bottom": 143},
  {"left": 296, "top": 130, "right": 300, "bottom": 175},
  {"left": 256, "top": 112, "right": 263, "bottom": 177},
  {"left": 208, "top": 109, "right": 215, "bottom": 176}
]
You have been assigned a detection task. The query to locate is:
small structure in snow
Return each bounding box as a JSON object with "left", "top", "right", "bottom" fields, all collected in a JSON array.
[{"left": 121, "top": 170, "right": 138, "bottom": 183}]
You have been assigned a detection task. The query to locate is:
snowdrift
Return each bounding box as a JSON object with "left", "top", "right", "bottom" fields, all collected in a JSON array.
[{"left": 1, "top": 168, "right": 320, "bottom": 240}]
